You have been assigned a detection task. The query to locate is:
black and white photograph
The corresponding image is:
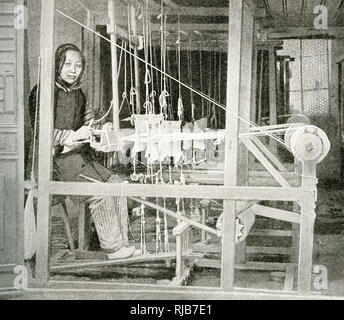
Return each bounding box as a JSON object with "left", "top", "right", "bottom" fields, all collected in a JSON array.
[{"left": 0, "top": 0, "right": 343, "bottom": 301}]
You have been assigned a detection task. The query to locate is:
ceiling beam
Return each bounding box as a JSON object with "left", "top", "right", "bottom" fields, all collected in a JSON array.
[
  {"left": 264, "top": 27, "right": 344, "bottom": 39},
  {"left": 150, "top": 23, "right": 229, "bottom": 32},
  {"left": 151, "top": 32, "right": 229, "bottom": 42},
  {"left": 166, "top": 45, "right": 227, "bottom": 52},
  {"left": 151, "top": 7, "right": 230, "bottom": 16},
  {"left": 150, "top": 6, "right": 266, "bottom": 18}
]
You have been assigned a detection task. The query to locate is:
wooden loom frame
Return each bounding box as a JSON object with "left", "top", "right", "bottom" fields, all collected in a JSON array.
[{"left": 34, "top": 0, "right": 317, "bottom": 296}]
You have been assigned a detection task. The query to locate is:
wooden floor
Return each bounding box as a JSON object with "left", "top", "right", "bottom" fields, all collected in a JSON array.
[{"left": 1, "top": 283, "right": 339, "bottom": 300}]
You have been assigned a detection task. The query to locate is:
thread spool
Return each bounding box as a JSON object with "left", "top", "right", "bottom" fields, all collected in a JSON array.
[{"left": 290, "top": 125, "right": 330, "bottom": 163}]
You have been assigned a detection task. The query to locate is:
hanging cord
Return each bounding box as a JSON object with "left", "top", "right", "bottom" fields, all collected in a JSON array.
[
  {"left": 127, "top": 2, "right": 136, "bottom": 115},
  {"left": 213, "top": 50, "right": 217, "bottom": 103},
  {"left": 31, "top": 57, "right": 41, "bottom": 184},
  {"left": 158, "top": 11, "right": 169, "bottom": 119},
  {"left": 142, "top": 0, "right": 151, "bottom": 114},
  {"left": 93, "top": 41, "right": 126, "bottom": 125},
  {"left": 199, "top": 43, "right": 205, "bottom": 117},
  {"left": 155, "top": 176, "right": 162, "bottom": 253},
  {"left": 159, "top": 0, "right": 164, "bottom": 97},
  {"left": 57, "top": 10, "right": 289, "bottom": 148},
  {"left": 176, "top": 14, "right": 183, "bottom": 122},
  {"left": 166, "top": 48, "right": 174, "bottom": 119},
  {"left": 187, "top": 39, "right": 195, "bottom": 122},
  {"left": 119, "top": 42, "right": 131, "bottom": 115},
  {"left": 117, "top": 40, "right": 125, "bottom": 79},
  {"left": 153, "top": 43, "right": 160, "bottom": 103},
  {"left": 149, "top": 29, "right": 156, "bottom": 113}
]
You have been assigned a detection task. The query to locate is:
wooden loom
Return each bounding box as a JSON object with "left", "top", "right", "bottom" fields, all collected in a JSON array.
[
  {"left": 34, "top": 0, "right": 333, "bottom": 296},
  {"left": 50, "top": 111, "right": 331, "bottom": 288}
]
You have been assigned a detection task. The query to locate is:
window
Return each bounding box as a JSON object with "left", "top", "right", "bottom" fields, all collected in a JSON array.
[{"left": 279, "top": 39, "right": 331, "bottom": 115}]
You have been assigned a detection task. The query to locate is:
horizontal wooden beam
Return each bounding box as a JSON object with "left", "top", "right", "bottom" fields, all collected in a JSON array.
[
  {"left": 151, "top": 7, "right": 230, "bottom": 16},
  {"left": 246, "top": 246, "right": 291, "bottom": 255},
  {"left": 150, "top": 23, "right": 229, "bottom": 32},
  {"left": 51, "top": 252, "right": 179, "bottom": 272},
  {"left": 253, "top": 204, "right": 301, "bottom": 224},
  {"left": 263, "top": 27, "right": 344, "bottom": 39},
  {"left": 160, "top": 0, "right": 179, "bottom": 9},
  {"left": 165, "top": 44, "right": 227, "bottom": 52},
  {"left": 48, "top": 181, "right": 313, "bottom": 202},
  {"left": 106, "top": 24, "right": 140, "bottom": 47}
]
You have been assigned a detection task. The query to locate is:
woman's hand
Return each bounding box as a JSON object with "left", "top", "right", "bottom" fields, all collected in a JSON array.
[
  {"left": 102, "top": 122, "right": 114, "bottom": 131},
  {"left": 74, "top": 126, "right": 93, "bottom": 142}
]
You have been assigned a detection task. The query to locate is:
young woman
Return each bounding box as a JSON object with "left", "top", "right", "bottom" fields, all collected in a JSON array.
[{"left": 27, "top": 43, "right": 136, "bottom": 260}]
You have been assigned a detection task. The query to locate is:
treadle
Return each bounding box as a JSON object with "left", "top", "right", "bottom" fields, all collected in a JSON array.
[{"left": 51, "top": 251, "right": 183, "bottom": 271}]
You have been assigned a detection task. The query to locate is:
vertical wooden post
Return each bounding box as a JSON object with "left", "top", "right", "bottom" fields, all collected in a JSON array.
[
  {"left": 250, "top": 45, "right": 258, "bottom": 124},
  {"left": 221, "top": 0, "right": 254, "bottom": 291},
  {"left": 268, "top": 47, "right": 277, "bottom": 153},
  {"left": 36, "top": 0, "right": 55, "bottom": 286},
  {"left": 300, "top": 40, "right": 304, "bottom": 112},
  {"left": 257, "top": 50, "right": 264, "bottom": 124},
  {"left": 108, "top": 0, "right": 120, "bottom": 133},
  {"left": 298, "top": 161, "right": 316, "bottom": 293},
  {"left": 85, "top": 11, "right": 96, "bottom": 111},
  {"left": 78, "top": 199, "right": 85, "bottom": 251},
  {"left": 291, "top": 159, "right": 302, "bottom": 264},
  {"left": 285, "top": 59, "right": 291, "bottom": 113},
  {"left": 16, "top": 0, "right": 25, "bottom": 266},
  {"left": 94, "top": 35, "right": 102, "bottom": 112},
  {"left": 268, "top": 48, "right": 277, "bottom": 126},
  {"left": 175, "top": 234, "right": 182, "bottom": 280}
]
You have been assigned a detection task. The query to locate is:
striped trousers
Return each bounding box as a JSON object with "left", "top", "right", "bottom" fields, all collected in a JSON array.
[{"left": 88, "top": 175, "right": 129, "bottom": 252}]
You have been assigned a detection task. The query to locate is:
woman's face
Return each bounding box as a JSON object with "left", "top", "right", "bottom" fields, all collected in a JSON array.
[{"left": 60, "top": 50, "right": 83, "bottom": 85}]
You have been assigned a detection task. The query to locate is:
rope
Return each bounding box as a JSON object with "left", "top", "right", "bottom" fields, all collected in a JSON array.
[
  {"left": 127, "top": 2, "right": 136, "bottom": 115},
  {"left": 119, "top": 42, "right": 131, "bottom": 115},
  {"left": 176, "top": 14, "right": 183, "bottom": 121},
  {"left": 155, "top": 176, "right": 162, "bottom": 253},
  {"left": 56, "top": 10, "right": 288, "bottom": 147},
  {"left": 94, "top": 102, "right": 113, "bottom": 124},
  {"left": 166, "top": 49, "right": 174, "bottom": 120},
  {"left": 149, "top": 31, "right": 156, "bottom": 113}
]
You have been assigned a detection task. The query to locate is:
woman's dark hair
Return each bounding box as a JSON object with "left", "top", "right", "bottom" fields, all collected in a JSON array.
[{"left": 55, "top": 43, "right": 86, "bottom": 87}]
